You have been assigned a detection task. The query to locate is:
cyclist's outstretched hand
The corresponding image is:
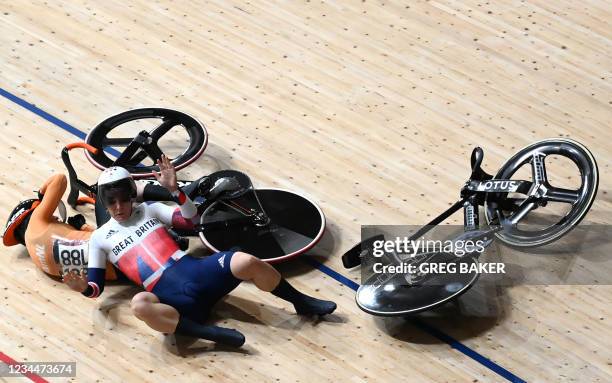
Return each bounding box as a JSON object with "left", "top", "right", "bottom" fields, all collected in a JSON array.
[{"left": 154, "top": 154, "right": 178, "bottom": 193}]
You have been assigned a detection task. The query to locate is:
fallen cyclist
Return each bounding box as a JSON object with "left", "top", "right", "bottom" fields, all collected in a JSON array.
[{"left": 63, "top": 155, "right": 337, "bottom": 347}]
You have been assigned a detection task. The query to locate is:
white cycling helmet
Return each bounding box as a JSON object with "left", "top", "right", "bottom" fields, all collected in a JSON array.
[{"left": 97, "top": 166, "right": 137, "bottom": 207}]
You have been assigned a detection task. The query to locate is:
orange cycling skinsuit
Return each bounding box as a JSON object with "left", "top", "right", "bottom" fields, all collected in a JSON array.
[{"left": 6, "top": 173, "right": 117, "bottom": 280}]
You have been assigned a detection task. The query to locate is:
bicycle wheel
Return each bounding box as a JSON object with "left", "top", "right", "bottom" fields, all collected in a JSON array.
[
  {"left": 198, "top": 188, "right": 325, "bottom": 263},
  {"left": 485, "top": 138, "right": 598, "bottom": 247},
  {"left": 85, "top": 108, "right": 207, "bottom": 178},
  {"left": 356, "top": 251, "right": 480, "bottom": 316}
]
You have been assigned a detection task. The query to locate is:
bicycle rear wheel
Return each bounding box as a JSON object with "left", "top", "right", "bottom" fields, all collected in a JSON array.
[
  {"left": 199, "top": 188, "right": 325, "bottom": 263},
  {"left": 356, "top": 252, "right": 480, "bottom": 316}
]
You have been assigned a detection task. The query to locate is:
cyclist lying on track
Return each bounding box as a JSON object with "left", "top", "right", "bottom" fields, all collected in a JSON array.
[
  {"left": 3, "top": 171, "right": 197, "bottom": 280},
  {"left": 62, "top": 155, "right": 337, "bottom": 347},
  {"left": 4, "top": 164, "right": 336, "bottom": 348},
  {"left": 3, "top": 173, "right": 119, "bottom": 280}
]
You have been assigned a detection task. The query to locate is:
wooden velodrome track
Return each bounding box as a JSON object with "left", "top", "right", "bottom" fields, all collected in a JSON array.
[{"left": 1, "top": 1, "right": 611, "bottom": 382}]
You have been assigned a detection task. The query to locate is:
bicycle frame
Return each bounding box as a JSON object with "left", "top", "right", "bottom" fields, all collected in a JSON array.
[
  {"left": 62, "top": 139, "right": 269, "bottom": 232},
  {"left": 342, "top": 146, "right": 546, "bottom": 268},
  {"left": 55, "top": 107, "right": 327, "bottom": 264},
  {"left": 64, "top": 127, "right": 203, "bottom": 203}
]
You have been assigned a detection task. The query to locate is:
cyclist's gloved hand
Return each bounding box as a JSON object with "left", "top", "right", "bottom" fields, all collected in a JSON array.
[
  {"left": 167, "top": 229, "right": 189, "bottom": 251},
  {"left": 67, "top": 214, "right": 87, "bottom": 230}
]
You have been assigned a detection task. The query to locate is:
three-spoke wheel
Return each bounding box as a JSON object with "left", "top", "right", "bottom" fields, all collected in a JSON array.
[
  {"left": 485, "top": 138, "right": 598, "bottom": 247},
  {"left": 85, "top": 108, "right": 207, "bottom": 178}
]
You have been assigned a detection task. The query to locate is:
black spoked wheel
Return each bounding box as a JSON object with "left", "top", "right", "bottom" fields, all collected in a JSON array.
[
  {"left": 85, "top": 108, "right": 207, "bottom": 178},
  {"left": 485, "top": 138, "right": 598, "bottom": 247},
  {"left": 199, "top": 188, "right": 325, "bottom": 263},
  {"left": 356, "top": 252, "right": 480, "bottom": 316}
]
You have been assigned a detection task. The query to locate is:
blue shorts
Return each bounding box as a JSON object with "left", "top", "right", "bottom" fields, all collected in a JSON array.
[{"left": 152, "top": 251, "right": 241, "bottom": 321}]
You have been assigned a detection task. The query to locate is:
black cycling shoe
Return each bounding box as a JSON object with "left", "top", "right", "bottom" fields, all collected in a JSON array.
[{"left": 168, "top": 229, "right": 190, "bottom": 251}]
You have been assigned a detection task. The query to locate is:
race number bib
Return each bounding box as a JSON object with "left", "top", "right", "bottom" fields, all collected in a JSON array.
[{"left": 52, "top": 238, "right": 89, "bottom": 277}]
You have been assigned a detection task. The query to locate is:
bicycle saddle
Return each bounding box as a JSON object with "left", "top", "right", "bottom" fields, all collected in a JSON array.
[{"left": 200, "top": 170, "right": 253, "bottom": 201}]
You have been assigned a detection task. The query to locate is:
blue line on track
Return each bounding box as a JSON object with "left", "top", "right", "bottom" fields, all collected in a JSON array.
[
  {"left": 0, "top": 87, "right": 121, "bottom": 157},
  {"left": 1, "top": 86, "right": 527, "bottom": 383},
  {"left": 306, "top": 257, "right": 526, "bottom": 383},
  {"left": 1, "top": 87, "right": 86, "bottom": 140},
  {"left": 411, "top": 318, "right": 526, "bottom": 383},
  {"left": 303, "top": 258, "right": 360, "bottom": 291}
]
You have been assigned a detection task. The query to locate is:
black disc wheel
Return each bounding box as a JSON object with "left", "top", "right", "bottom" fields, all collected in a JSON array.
[
  {"left": 356, "top": 251, "right": 480, "bottom": 316},
  {"left": 199, "top": 188, "right": 325, "bottom": 263}
]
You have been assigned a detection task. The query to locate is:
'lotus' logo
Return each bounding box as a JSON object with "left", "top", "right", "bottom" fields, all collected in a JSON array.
[{"left": 479, "top": 181, "right": 518, "bottom": 191}]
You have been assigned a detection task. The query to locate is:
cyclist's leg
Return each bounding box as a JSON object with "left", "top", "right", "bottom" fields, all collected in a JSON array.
[
  {"left": 229, "top": 252, "right": 337, "bottom": 315},
  {"left": 130, "top": 291, "right": 244, "bottom": 346},
  {"left": 131, "top": 292, "right": 179, "bottom": 333},
  {"left": 229, "top": 251, "right": 280, "bottom": 290},
  {"left": 151, "top": 256, "right": 245, "bottom": 346}
]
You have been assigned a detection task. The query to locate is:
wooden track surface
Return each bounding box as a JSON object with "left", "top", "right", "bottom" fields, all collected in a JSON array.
[{"left": 0, "top": 1, "right": 611, "bottom": 382}]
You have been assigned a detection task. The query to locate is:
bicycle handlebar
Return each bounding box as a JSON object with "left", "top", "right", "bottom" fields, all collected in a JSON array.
[
  {"left": 65, "top": 142, "right": 99, "bottom": 155},
  {"left": 62, "top": 142, "right": 98, "bottom": 208}
]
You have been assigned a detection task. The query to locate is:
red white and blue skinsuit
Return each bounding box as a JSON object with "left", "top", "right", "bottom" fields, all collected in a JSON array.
[{"left": 83, "top": 191, "right": 241, "bottom": 321}]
